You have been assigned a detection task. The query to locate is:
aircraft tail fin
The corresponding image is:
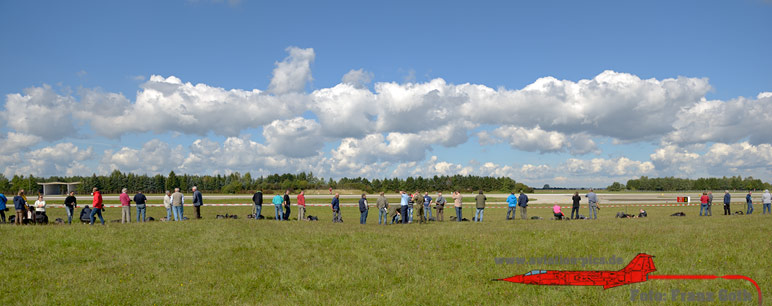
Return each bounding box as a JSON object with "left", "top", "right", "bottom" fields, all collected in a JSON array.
[{"left": 621, "top": 253, "right": 656, "bottom": 274}]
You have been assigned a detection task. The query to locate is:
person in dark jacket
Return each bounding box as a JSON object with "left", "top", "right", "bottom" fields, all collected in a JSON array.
[
  {"left": 518, "top": 191, "right": 529, "bottom": 220},
  {"left": 192, "top": 186, "right": 203, "bottom": 219},
  {"left": 474, "top": 190, "right": 486, "bottom": 222},
  {"left": 13, "top": 190, "right": 26, "bottom": 225},
  {"left": 723, "top": 190, "right": 731, "bottom": 215},
  {"left": 134, "top": 191, "right": 148, "bottom": 222},
  {"left": 571, "top": 192, "right": 581, "bottom": 219},
  {"left": 358, "top": 193, "right": 369, "bottom": 224},
  {"left": 252, "top": 189, "right": 263, "bottom": 220},
  {"left": 283, "top": 190, "right": 291, "bottom": 221},
  {"left": 331, "top": 193, "right": 341, "bottom": 223},
  {"left": 746, "top": 191, "right": 753, "bottom": 214},
  {"left": 64, "top": 191, "right": 77, "bottom": 224}
]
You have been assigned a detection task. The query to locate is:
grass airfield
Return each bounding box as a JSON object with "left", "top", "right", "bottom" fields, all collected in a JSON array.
[{"left": 1, "top": 202, "right": 769, "bottom": 305}]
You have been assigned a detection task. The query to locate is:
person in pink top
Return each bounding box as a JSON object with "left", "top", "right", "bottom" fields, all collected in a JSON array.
[
  {"left": 297, "top": 190, "right": 306, "bottom": 220},
  {"left": 553, "top": 204, "right": 564, "bottom": 220},
  {"left": 119, "top": 188, "right": 131, "bottom": 223}
]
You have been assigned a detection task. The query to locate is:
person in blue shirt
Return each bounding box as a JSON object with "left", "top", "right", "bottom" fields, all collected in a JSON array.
[
  {"left": 586, "top": 189, "right": 599, "bottom": 220},
  {"left": 518, "top": 191, "right": 529, "bottom": 220},
  {"left": 272, "top": 193, "right": 284, "bottom": 221},
  {"left": 746, "top": 191, "right": 753, "bottom": 215},
  {"left": 423, "top": 192, "right": 433, "bottom": 220},
  {"left": 0, "top": 192, "right": 7, "bottom": 223},
  {"left": 400, "top": 191, "right": 410, "bottom": 224},
  {"left": 331, "top": 193, "right": 341, "bottom": 223},
  {"left": 506, "top": 192, "right": 517, "bottom": 220}
]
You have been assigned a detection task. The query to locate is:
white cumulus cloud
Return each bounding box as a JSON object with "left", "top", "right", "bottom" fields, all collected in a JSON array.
[{"left": 268, "top": 46, "right": 315, "bottom": 95}]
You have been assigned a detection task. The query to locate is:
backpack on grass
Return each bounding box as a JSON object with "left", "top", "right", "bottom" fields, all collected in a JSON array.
[{"left": 80, "top": 206, "right": 92, "bottom": 223}]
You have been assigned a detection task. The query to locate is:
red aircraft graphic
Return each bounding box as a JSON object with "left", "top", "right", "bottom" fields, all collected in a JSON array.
[
  {"left": 497, "top": 253, "right": 654, "bottom": 289},
  {"left": 496, "top": 253, "right": 762, "bottom": 305}
]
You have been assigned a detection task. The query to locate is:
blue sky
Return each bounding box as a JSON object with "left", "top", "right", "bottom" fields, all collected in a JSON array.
[{"left": 1, "top": 0, "right": 771, "bottom": 187}]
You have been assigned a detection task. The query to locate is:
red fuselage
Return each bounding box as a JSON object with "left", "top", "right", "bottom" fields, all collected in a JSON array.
[
  {"left": 502, "top": 270, "right": 648, "bottom": 289},
  {"left": 498, "top": 253, "right": 656, "bottom": 289}
]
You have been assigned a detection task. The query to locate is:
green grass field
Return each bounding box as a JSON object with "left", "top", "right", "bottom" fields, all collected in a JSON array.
[{"left": 1, "top": 204, "right": 769, "bottom": 305}]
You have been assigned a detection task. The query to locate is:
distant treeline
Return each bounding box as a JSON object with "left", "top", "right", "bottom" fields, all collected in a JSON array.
[
  {"left": 607, "top": 176, "right": 771, "bottom": 191},
  {"left": 0, "top": 171, "right": 533, "bottom": 195}
]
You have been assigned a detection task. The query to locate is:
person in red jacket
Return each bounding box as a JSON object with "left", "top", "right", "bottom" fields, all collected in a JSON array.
[
  {"left": 699, "top": 192, "right": 709, "bottom": 217},
  {"left": 89, "top": 187, "right": 104, "bottom": 225},
  {"left": 297, "top": 190, "right": 306, "bottom": 220}
]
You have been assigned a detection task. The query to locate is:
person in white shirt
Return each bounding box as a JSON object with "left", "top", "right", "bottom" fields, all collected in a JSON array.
[
  {"left": 163, "top": 190, "right": 173, "bottom": 221},
  {"left": 33, "top": 195, "right": 47, "bottom": 223},
  {"left": 34, "top": 195, "right": 46, "bottom": 213}
]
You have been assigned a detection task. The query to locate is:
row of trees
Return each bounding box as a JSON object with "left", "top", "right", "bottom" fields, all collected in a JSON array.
[
  {"left": 0, "top": 171, "right": 533, "bottom": 195},
  {"left": 607, "top": 176, "right": 771, "bottom": 191}
]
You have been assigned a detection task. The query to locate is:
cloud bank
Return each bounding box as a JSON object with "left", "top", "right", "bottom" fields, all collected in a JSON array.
[{"left": 1, "top": 47, "right": 770, "bottom": 186}]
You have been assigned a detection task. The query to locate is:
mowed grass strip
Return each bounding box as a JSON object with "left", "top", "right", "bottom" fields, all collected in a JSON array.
[{"left": 1, "top": 205, "right": 769, "bottom": 305}]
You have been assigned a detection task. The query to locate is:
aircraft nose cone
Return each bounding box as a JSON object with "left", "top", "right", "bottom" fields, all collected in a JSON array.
[{"left": 499, "top": 275, "right": 524, "bottom": 283}]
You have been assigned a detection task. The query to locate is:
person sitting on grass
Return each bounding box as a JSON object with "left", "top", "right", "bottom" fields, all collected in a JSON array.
[
  {"left": 393, "top": 211, "right": 402, "bottom": 224},
  {"left": 552, "top": 204, "right": 564, "bottom": 220},
  {"left": 387, "top": 200, "right": 399, "bottom": 225}
]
